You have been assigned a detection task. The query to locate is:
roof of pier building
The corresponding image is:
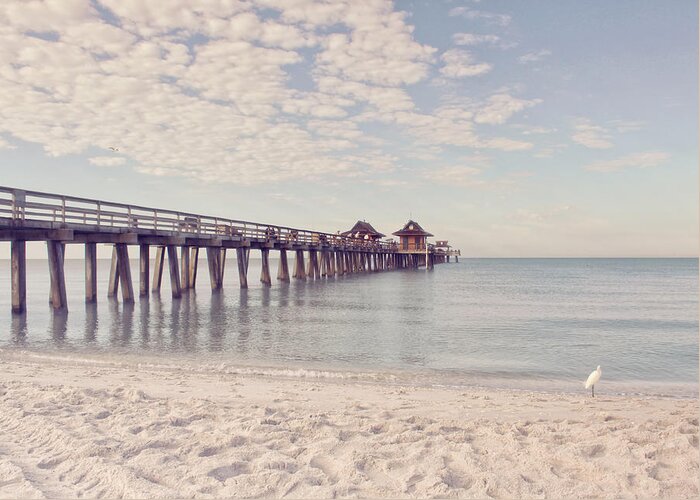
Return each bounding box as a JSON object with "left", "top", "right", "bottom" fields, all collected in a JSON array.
[
  {"left": 392, "top": 220, "right": 434, "bottom": 237},
  {"left": 341, "top": 220, "right": 385, "bottom": 239}
]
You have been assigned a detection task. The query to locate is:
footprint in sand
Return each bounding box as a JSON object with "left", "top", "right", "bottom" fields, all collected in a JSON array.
[
  {"left": 208, "top": 462, "right": 250, "bottom": 482},
  {"left": 310, "top": 455, "right": 339, "bottom": 482},
  {"left": 579, "top": 443, "right": 606, "bottom": 458}
]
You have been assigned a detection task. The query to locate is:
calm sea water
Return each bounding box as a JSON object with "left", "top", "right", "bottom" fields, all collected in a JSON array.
[{"left": 0, "top": 258, "right": 697, "bottom": 396}]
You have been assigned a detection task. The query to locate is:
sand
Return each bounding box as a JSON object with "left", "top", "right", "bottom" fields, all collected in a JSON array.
[{"left": 0, "top": 350, "right": 697, "bottom": 499}]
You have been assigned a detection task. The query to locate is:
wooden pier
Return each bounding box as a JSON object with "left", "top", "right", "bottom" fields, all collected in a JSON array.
[{"left": 1, "top": 187, "right": 459, "bottom": 315}]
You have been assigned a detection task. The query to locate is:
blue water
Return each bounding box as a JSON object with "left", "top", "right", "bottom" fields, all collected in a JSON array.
[{"left": 0, "top": 258, "right": 697, "bottom": 395}]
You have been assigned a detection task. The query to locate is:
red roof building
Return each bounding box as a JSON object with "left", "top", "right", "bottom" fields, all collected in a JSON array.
[{"left": 392, "top": 220, "right": 433, "bottom": 251}]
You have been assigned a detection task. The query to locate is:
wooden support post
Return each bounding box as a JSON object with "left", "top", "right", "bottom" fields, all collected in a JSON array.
[
  {"left": 167, "top": 245, "right": 181, "bottom": 299},
  {"left": 320, "top": 251, "right": 327, "bottom": 277},
  {"left": 84, "top": 242, "right": 97, "bottom": 303},
  {"left": 313, "top": 251, "right": 321, "bottom": 279},
  {"left": 334, "top": 252, "right": 341, "bottom": 275},
  {"left": 277, "top": 249, "right": 290, "bottom": 282},
  {"left": 11, "top": 240, "right": 26, "bottom": 314},
  {"left": 306, "top": 250, "right": 314, "bottom": 279},
  {"left": 260, "top": 248, "right": 271, "bottom": 286},
  {"left": 455, "top": 255, "right": 459, "bottom": 263},
  {"left": 189, "top": 247, "right": 199, "bottom": 288},
  {"left": 107, "top": 245, "right": 119, "bottom": 298},
  {"left": 139, "top": 244, "right": 149, "bottom": 297},
  {"left": 329, "top": 251, "right": 336, "bottom": 276},
  {"left": 294, "top": 250, "right": 306, "bottom": 279},
  {"left": 236, "top": 247, "right": 248, "bottom": 288},
  {"left": 152, "top": 246, "right": 165, "bottom": 294},
  {"left": 116, "top": 243, "right": 135, "bottom": 303},
  {"left": 206, "top": 247, "right": 221, "bottom": 290},
  {"left": 180, "top": 246, "right": 190, "bottom": 290},
  {"left": 218, "top": 248, "right": 226, "bottom": 285},
  {"left": 47, "top": 240, "right": 67, "bottom": 311}
]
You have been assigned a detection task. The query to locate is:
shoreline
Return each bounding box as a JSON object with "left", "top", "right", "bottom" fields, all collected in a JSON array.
[
  {"left": 0, "top": 350, "right": 698, "bottom": 498},
  {"left": 1, "top": 348, "right": 697, "bottom": 399}
]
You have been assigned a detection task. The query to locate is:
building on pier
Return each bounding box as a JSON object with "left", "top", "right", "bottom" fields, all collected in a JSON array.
[
  {"left": 340, "top": 220, "right": 385, "bottom": 241},
  {"left": 392, "top": 220, "right": 433, "bottom": 251}
]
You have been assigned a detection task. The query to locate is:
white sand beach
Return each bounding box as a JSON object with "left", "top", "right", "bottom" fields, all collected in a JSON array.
[{"left": 0, "top": 351, "right": 697, "bottom": 499}]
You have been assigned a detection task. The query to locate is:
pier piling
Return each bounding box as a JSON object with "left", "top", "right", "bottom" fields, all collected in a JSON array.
[
  {"left": 167, "top": 245, "right": 181, "bottom": 299},
  {"left": 277, "top": 249, "right": 290, "bottom": 282},
  {"left": 236, "top": 247, "right": 248, "bottom": 288},
  {"left": 260, "top": 248, "right": 271, "bottom": 286},
  {"left": 116, "top": 243, "right": 135, "bottom": 303},
  {"left": 139, "top": 244, "right": 149, "bottom": 297},
  {"left": 11, "top": 240, "right": 26, "bottom": 314},
  {"left": 152, "top": 246, "right": 165, "bottom": 294},
  {"left": 107, "top": 246, "right": 119, "bottom": 298},
  {"left": 47, "top": 240, "right": 67, "bottom": 311}
]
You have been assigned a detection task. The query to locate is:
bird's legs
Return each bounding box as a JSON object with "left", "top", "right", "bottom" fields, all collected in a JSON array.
[{"left": 591, "top": 385, "right": 595, "bottom": 397}]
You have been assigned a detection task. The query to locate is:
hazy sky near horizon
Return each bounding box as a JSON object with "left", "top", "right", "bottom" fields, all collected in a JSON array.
[{"left": 0, "top": 0, "right": 697, "bottom": 258}]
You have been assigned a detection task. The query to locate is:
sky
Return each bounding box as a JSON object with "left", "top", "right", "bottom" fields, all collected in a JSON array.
[{"left": 0, "top": 0, "right": 697, "bottom": 258}]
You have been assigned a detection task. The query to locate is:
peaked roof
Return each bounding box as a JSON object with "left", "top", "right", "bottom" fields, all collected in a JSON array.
[
  {"left": 340, "top": 220, "right": 385, "bottom": 238},
  {"left": 392, "top": 219, "right": 433, "bottom": 237}
]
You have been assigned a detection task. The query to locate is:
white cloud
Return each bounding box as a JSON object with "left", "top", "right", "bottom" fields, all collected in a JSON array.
[
  {"left": 89, "top": 156, "right": 127, "bottom": 167},
  {"left": 584, "top": 151, "right": 670, "bottom": 172},
  {"left": 517, "top": 126, "right": 558, "bottom": 135},
  {"left": 0, "top": 0, "right": 545, "bottom": 185},
  {"left": 571, "top": 120, "right": 613, "bottom": 149},
  {"left": 609, "top": 119, "right": 645, "bottom": 133},
  {"left": 452, "top": 33, "right": 500, "bottom": 46},
  {"left": 518, "top": 49, "right": 551, "bottom": 63},
  {"left": 440, "top": 49, "right": 492, "bottom": 77},
  {"left": 449, "top": 7, "right": 512, "bottom": 27},
  {"left": 426, "top": 165, "right": 485, "bottom": 187},
  {"left": 474, "top": 94, "right": 541, "bottom": 125}
]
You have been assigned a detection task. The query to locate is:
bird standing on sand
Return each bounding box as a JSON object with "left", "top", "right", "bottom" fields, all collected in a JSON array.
[{"left": 585, "top": 365, "right": 602, "bottom": 397}]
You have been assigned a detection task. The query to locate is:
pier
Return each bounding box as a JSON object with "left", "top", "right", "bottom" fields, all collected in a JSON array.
[{"left": 0, "top": 186, "right": 460, "bottom": 314}]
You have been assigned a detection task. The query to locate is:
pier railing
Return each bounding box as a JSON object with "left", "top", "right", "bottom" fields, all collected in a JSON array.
[{"left": 0, "top": 186, "right": 397, "bottom": 251}]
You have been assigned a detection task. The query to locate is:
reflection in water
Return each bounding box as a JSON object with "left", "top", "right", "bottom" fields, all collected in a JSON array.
[
  {"left": 236, "top": 289, "right": 251, "bottom": 353},
  {"left": 50, "top": 311, "right": 68, "bottom": 343},
  {"left": 85, "top": 303, "right": 98, "bottom": 343},
  {"left": 208, "top": 292, "right": 226, "bottom": 351},
  {"left": 139, "top": 298, "right": 150, "bottom": 347},
  {"left": 11, "top": 314, "right": 27, "bottom": 345}
]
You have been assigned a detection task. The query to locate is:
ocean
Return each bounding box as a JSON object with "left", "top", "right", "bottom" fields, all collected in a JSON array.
[{"left": 0, "top": 257, "right": 697, "bottom": 396}]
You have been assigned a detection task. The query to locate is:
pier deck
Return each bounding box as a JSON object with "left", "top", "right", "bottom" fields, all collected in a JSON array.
[{"left": 1, "top": 186, "right": 459, "bottom": 314}]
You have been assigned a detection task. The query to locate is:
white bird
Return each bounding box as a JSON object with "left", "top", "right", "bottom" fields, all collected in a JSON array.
[{"left": 584, "top": 365, "right": 602, "bottom": 397}]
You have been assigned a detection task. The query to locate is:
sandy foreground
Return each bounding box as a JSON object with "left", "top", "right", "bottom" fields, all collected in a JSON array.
[{"left": 0, "top": 351, "right": 697, "bottom": 499}]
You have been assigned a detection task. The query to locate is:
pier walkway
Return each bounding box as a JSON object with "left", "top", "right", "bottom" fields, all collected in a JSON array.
[{"left": 0, "top": 186, "right": 459, "bottom": 314}]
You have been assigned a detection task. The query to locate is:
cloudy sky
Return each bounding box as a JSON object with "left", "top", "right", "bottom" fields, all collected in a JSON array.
[{"left": 0, "top": 0, "right": 697, "bottom": 258}]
